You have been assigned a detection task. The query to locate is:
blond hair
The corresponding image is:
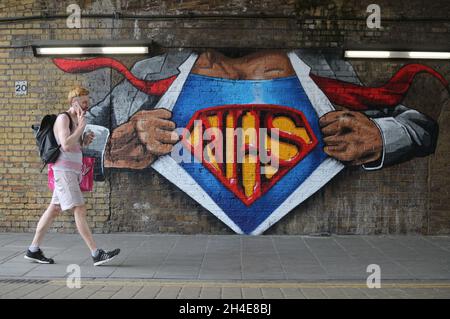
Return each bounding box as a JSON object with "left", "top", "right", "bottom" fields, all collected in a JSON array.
[{"left": 68, "top": 86, "right": 90, "bottom": 104}]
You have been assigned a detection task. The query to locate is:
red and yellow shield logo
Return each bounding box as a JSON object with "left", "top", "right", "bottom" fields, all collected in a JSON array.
[{"left": 182, "top": 104, "right": 318, "bottom": 206}]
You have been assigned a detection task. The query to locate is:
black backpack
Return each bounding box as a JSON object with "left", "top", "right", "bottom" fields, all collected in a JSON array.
[{"left": 31, "top": 112, "right": 73, "bottom": 172}]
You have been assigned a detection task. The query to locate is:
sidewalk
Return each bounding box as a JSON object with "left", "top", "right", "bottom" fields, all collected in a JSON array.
[{"left": 0, "top": 233, "right": 449, "bottom": 298}]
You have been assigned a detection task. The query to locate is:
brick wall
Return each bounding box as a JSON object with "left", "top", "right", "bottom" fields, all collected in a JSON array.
[{"left": 0, "top": 0, "right": 449, "bottom": 235}]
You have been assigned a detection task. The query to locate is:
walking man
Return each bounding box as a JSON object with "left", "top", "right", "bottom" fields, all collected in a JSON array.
[{"left": 26, "top": 86, "right": 120, "bottom": 266}]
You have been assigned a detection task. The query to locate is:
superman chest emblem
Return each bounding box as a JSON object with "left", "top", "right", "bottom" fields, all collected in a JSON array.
[
  {"left": 181, "top": 104, "right": 318, "bottom": 205},
  {"left": 155, "top": 72, "right": 340, "bottom": 235}
]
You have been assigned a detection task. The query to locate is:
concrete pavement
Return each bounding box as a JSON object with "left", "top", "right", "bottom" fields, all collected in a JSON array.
[{"left": 0, "top": 233, "right": 449, "bottom": 298}]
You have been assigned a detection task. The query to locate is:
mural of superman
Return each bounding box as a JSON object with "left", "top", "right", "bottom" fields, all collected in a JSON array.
[{"left": 53, "top": 49, "right": 448, "bottom": 234}]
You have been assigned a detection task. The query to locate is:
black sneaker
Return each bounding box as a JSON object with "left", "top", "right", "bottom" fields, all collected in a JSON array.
[
  {"left": 93, "top": 248, "right": 120, "bottom": 266},
  {"left": 24, "top": 249, "right": 54, "bottom": 264}
]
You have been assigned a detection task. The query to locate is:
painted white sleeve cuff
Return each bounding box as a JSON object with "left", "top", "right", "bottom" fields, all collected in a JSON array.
[{"left": 362, "top": 117, "right": 412, "bottom": 171}]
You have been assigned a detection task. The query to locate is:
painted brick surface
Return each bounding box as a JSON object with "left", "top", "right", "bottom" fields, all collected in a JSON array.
[{"left": 0, "top": 0, "right": 448, "bottom": 234}]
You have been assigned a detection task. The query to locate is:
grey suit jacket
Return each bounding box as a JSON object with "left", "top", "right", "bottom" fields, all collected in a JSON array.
[{"left": 84, "top": 49, "right": 438, "bottom": 180}]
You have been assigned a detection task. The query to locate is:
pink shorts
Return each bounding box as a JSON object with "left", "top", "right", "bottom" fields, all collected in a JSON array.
[{"left": 50, "top": 170, "right": 85, "bottom": 211}]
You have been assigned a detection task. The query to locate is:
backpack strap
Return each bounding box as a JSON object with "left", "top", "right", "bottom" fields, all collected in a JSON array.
[{"left": 60, "top": 112, "right": 73, "bottom": 132}]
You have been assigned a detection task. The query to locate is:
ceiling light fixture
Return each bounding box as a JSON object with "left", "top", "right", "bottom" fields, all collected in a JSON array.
[
  {"left": 344, "top": 50, "right": 450, "bottom": 59},
  {"left": 32, "top": 40, "right": 155, "bottom": 57}
]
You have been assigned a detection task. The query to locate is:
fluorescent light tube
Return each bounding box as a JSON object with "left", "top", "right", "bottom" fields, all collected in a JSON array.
[
  {"left": 35, "top": 46, "right": 149, "bottom": 55},
  {"left": 345, "top": 50, "right": 450, "bottom": 59},
  {"left": 100, "top": 47, "right": 148, "bottom": 54},
  {"left": 37, "top": 47, "right": 84, "bottom": 55},
  {"left": 345, "top": 50, "right": 391, "bottom": 58},
  {"left": 407, "top": 51, "right": 450, "bottom": 59}
]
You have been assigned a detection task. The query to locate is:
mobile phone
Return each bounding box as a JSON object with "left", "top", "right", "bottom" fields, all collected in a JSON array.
[{"left": 73, "top": 100, "right": 84, "bottom": 115}]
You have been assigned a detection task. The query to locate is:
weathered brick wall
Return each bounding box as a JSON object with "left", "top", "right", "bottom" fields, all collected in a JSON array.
[{"left": 0, "top": 0, "right": 448, "bottom": 234}]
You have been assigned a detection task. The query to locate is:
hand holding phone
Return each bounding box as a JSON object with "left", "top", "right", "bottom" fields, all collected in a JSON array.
[{"left": 73, "top": 99, "right": 85, "bottom": 117}]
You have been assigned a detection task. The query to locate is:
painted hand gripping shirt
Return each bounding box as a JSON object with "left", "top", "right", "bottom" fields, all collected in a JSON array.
[{"left": 51, "top": 50, "right": 447, "bottom": 234}]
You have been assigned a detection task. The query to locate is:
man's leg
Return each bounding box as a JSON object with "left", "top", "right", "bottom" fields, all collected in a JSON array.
[
  {"left": 73, "top": 204, "right": 120, "bottom": 266},
  {"left": 73, "top": 204, "right": 97, "bottom": 252},
  {"left": 30, "top": 204, "right": 61, "bottom": 247},
  {"left": 25, "top": 204, "right": 60, "bottom": 263}
]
